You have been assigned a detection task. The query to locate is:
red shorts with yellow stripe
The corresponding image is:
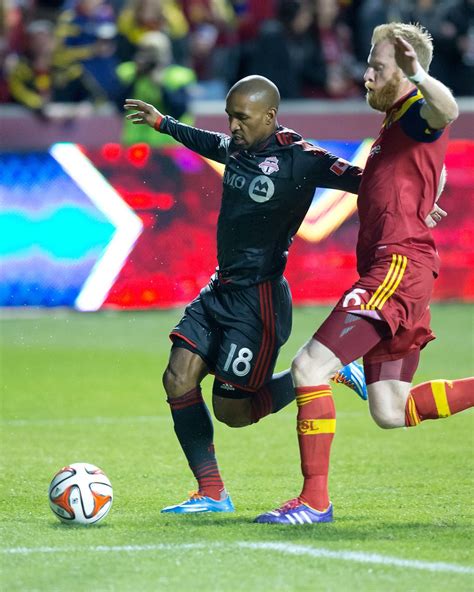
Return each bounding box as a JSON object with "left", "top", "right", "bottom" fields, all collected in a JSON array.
[{"left": 328, "top": 253, "right": 436, "bottom": 363}]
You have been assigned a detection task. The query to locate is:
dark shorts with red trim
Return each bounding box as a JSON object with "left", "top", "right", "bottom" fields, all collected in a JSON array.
[
  {"left": 315, "top": 254, "right": 436, "bottom": 364},
  {"left": 170, "top": 276, "right": 292, "bottom": 392}
]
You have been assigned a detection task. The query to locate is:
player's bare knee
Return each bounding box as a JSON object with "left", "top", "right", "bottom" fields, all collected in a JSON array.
[
  {"left": 369, "top": 407, "right": 404, "bottom": 429},
  {"left": 291, "top": 349, "right": 336, "bottom": 386},
  {"left": 291, "top": 351, "right": 312, "bottom": 384},
  {"left": 162, "top": 365, "right": 189, "bottom": 399}
]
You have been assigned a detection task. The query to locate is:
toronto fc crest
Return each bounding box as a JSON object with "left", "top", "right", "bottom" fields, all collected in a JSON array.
[{"left": 258, "top": 156, "right": 280, "bottom": 175}]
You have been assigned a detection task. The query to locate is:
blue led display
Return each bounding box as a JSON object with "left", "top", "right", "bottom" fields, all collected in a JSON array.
[{"left": 0, "top": 151, "right": 115, "bottom": 306}]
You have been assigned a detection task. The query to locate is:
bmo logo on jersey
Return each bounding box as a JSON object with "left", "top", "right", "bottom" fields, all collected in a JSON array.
[
  {"left": 249, "top": 175, "right": 275, "bottom": 203},
  {"left": 224, "top": 171, "right": 246, "bottom": 189}
]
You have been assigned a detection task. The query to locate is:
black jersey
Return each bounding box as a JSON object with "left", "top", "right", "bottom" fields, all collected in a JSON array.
[{"left": 160, "top": 116, "right": 362, "bottom": 288}]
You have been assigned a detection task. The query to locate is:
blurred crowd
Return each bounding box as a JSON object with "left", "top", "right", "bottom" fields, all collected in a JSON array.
[{"left": 1, "top": 0, "right": 473, "bottom": 141}]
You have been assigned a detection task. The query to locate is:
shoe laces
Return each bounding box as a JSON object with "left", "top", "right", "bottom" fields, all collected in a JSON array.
[
  {"left": 189, "top": 491, "right": 204, "bottom": 500},
  {"left": 332, "top": 372, "right": 352, "bottom": 386},
  {"left": 278, "top": 498, "right": 302, "bottom": 512}
]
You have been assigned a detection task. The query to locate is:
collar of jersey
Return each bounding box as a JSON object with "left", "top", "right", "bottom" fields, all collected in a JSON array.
[
  {"left": 242, "top": 126, "right": 302, "bottom": 154},
  {"left": 246, "top": 131, "right": 278, "bottom": 154},
  {"left": 384, "top": 88, "right": 422, "bottom": 128}
]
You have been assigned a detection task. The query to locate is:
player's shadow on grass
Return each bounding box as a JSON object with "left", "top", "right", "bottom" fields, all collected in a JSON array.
[
  {"left": 159, "top": 515, "right": 248, "bottom": 526},
  {"left": 160, "top": 515, "right": 467, "bottom": 542}
]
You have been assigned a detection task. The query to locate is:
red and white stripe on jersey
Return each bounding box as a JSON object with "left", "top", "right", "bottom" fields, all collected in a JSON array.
[
  {"left": 275, "top": 128, "right": 300, "bottom": 145},
  {"left": 248, "top": 281, "right": 276, "bottom": 389}
]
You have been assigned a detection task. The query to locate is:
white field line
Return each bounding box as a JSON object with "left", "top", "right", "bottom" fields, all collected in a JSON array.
[
  {"left": 240, "top": 542, "right": 474, "bottom": 574},
  {"left": 1, "top": 542, "right": 472, "bottom": 575},
  {"left": 1, "top": 411, "right": 364, "bottom": 428}
]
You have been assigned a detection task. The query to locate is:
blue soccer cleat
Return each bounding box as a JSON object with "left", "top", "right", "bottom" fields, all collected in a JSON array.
[
  {"left": 161, "top": 491, "right": 235, "bottom": 514},
  {"left": 332, "top": 360, "right": 367, "bottom": 400},
  {"left": 254, "top": 498, "right": 333, "bottom": 525}
]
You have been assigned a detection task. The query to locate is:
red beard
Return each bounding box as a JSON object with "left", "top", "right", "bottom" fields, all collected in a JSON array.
[{"left": 366, "top": 73, "right": 403, "bottom": 112}]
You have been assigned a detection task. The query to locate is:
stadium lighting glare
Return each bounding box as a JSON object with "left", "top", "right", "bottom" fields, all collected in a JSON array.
[{"left": 298, "top": 138, "right": 374, "bottom": 243}]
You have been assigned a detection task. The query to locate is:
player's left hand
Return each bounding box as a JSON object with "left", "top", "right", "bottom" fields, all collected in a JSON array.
[
  {"left": 124, "top": 99, "right": 162, "bottom": 128},
  {"left": 394, "top": 36, "right": 419, "bottom": 78},
  {"left": 425, "top": 203, "right": 447, "bottom": 228}
]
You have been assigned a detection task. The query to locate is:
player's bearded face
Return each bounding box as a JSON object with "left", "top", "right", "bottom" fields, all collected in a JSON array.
[{"left": 366, "top": 70, "right": 403, "bottom": 112}]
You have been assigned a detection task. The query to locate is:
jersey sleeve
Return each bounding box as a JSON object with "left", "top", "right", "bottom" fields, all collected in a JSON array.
[
  {"left": 294, "top": 142, "right": 363, "bottom": 194},
  {"left": 159, "top": 116, "right": 230, "bottom": 163},
  {"left": 399, "top": 99, "right": 444, "bottom": 143}
]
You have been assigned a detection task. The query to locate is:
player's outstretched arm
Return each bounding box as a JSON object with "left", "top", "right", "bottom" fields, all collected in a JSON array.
[
  {"left": 124, "top": 99, "right": 163, "bottom": 129},
  {"left": 124, "top": 98, "right": 229, "bottom": 163},
  {"left": 394, "top": 36, "right": 459, "bottom": 130}
]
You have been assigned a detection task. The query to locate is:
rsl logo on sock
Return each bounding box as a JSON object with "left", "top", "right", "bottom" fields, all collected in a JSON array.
[{"left": 297, "top": 419, "right": 336, "bottom": 435}]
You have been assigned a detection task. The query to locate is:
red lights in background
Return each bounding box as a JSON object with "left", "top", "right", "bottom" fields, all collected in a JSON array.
[
  {"left": 116, "top": 189, "right": 175, "bottom": 211},
  {"left": 81, "top": 142, "right": 473, "bottom": 309},
  {"left": 98, "top": 143, "right": 151, "bottom": 167},
  {"left": 126, "top": 144, "right": 151, "bottom": 168},
  {"left": 101, "top": 143, "right": 122, "bottom": 162}
]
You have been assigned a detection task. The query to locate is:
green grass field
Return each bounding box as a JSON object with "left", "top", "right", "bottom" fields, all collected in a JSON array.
[{"left": 1, "top": 304, "right": 473, "bottom": 591}]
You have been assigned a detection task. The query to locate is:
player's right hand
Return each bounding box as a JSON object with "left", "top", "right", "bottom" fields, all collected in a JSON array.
[
  {"left": 393, "top": 36, "right": 419, "bottom": 79},
  {"left": 425, "top": 203, "right": 447, "bottom": 228},
  {"left": 124, "top": 99, "right": 162, "bottom": 128}
]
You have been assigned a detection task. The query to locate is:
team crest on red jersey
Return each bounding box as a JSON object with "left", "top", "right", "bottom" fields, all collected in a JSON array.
[
  {"left": 258, "top": 156, "right": 280, "bottom": 175},
  {"left": 368, "top": 145, "right": 381, "bottom": 159}
]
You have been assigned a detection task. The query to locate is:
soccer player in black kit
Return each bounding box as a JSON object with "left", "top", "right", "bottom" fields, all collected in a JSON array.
[{"left": 124, "top": 76, "right": 367, "bottom": 513}]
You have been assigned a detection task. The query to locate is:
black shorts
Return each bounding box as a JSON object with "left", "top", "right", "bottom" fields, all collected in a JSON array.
[{"left": 170, "top": 276, "right": 292, "bottom": 392}]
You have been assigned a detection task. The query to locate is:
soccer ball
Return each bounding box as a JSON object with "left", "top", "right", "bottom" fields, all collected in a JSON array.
[{"left": 48, "top": 462, "right": 113, "bottom": 525}]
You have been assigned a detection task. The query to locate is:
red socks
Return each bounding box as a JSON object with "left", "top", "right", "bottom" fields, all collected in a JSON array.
[
  {"left": 296, "top": 385, "right": 335, "bottom": 511},
  {"left": 405, "top": 377, "right": 474, "bottom": 426}
]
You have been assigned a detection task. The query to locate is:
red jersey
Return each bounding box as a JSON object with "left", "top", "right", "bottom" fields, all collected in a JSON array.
[{"left": 357, "top": 89, "right": 449, "bottom": 275}]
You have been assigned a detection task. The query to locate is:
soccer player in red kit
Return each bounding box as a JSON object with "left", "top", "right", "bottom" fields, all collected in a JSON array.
[{"left": 255, "top": 22, "right": 474, "bottom": 525}]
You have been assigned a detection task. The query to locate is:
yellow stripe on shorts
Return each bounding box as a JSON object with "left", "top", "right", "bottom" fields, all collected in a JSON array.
[
  {"left": 365, "top": 254, "right": 398, "bottom": 309},
  {"left": 365, "top": 254, "right": 407, "bottom": 310},
  {"left": 377, "top": 255, "right": 407, "bottom": 309}
]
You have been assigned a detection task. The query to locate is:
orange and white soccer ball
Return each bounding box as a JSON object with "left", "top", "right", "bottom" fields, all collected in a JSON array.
[{"left": 48, "top": 462, "right": 113, "bottom": 525}]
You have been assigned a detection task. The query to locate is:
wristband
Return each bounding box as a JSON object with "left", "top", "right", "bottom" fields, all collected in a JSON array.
[
  {"left": 407, "top": 65, "right": 427, "bottom": 85},
  {"left": 153, "top": 114, "right": 164, "bottom": 131}
]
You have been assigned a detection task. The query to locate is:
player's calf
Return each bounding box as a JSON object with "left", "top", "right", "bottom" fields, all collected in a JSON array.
[
  {"left": 213, "top": 399, "right": 253, "bottom": 427},
  {"left": 212, "top": 380, "right": 254, "bottom": 427}
]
